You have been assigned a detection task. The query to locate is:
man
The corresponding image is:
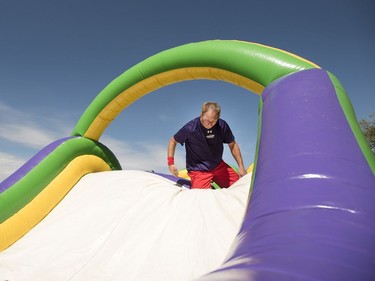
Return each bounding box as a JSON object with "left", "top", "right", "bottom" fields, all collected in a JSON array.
[{"left": 167, "top": 101, "right": 247, "bottom": 189}]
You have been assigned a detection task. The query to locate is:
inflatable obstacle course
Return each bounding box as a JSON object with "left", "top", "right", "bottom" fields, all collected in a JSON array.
[{"left": 1, "top": 40, "right": 374, "bottom": 280}]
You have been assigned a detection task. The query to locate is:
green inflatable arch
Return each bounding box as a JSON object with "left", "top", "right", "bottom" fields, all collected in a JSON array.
[{"left": 72, "top": 40, "right": 320, "bottom": 140}]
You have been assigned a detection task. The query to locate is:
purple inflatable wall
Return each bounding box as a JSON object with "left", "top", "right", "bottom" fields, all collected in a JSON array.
[{"left": 198, "top": 69, "right": 375, "bottom": 281}]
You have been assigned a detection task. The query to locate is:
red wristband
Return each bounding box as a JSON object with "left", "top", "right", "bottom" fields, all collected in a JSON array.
[{"left": 167, "top": 157, "right": 174, "bottom": 166}]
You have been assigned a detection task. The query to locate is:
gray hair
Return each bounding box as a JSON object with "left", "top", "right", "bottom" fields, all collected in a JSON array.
[{"left": 201, "top": 102, "right": 221, "bottom": 117}]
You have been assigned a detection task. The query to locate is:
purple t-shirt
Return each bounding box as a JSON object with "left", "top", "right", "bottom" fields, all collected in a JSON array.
[{"left": 174, "top": 117, "right": 235, "bottom": 171}]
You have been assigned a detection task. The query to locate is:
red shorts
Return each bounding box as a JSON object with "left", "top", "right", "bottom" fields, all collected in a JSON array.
[{"left": 188, "top": 161, "right": 240, "bottom": 189}]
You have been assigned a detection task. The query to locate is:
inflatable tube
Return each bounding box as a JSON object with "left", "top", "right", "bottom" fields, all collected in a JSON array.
[
  {"left": 0, "top": 137, "right": 121, "bottom": 250},
  {"left": 1, "top": 40, "right": 374, "bottom": 280},
  {"left": 72, "top": 40, "right": 320, "bottom": 140}
]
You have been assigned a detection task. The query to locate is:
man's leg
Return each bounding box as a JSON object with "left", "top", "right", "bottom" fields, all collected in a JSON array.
[
  {"left": 188, "top": 170, "right": 214, "bottom": 189},
  {"left": 212, "top": 161, "right": 239, "bottom": 188}
]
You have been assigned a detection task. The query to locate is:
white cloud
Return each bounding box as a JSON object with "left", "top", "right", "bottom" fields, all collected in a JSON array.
[
  {"left": 101, "top": 136, "right": 185, "bottom": 174},
  {"left": 0, "top": 101, "right": 69, "bottom": 149},
  {"left": 0, "top": 152, "right": 26, "bottom": 182},
  {"left": 0, "top": 123, "right": 57, "bottom": 149},
  {"left": 0, "top": 102, "right": 25, "bottom": 119},
  {"left": 0, "top": 101, "right": 73, "bottom": 182}
]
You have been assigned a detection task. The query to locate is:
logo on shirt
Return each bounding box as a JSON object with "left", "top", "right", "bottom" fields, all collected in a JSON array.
[{"left": 206, "top": 130, "right": 215, "bottom": 139}]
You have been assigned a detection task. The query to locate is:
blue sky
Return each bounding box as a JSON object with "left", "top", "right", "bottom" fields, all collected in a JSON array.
[{"left": 0, "top": 0, "right": 374, "bottom": 181}]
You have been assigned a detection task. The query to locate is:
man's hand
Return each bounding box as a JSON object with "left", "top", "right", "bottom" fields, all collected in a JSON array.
[
  {"left": 168, "top": 164, "right": 179, "bottom": 177},
  {"left": 228, "top": 141, "right": 247, "bottom": 178},
  {"left": 237, "top": 166, "right": 247, "bottom": 177}
]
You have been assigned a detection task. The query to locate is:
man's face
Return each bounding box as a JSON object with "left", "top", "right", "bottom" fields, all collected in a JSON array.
[{"left": 200, "top": 110, "right": 219, "bottom": 129}]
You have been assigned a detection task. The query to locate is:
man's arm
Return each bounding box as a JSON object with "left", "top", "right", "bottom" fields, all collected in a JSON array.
[
  {"left": 228, "top": 141, "right": 247, "bottom": 177},
  {"left": 167, "top": 137, "right": 179, "bottom": 177}
]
